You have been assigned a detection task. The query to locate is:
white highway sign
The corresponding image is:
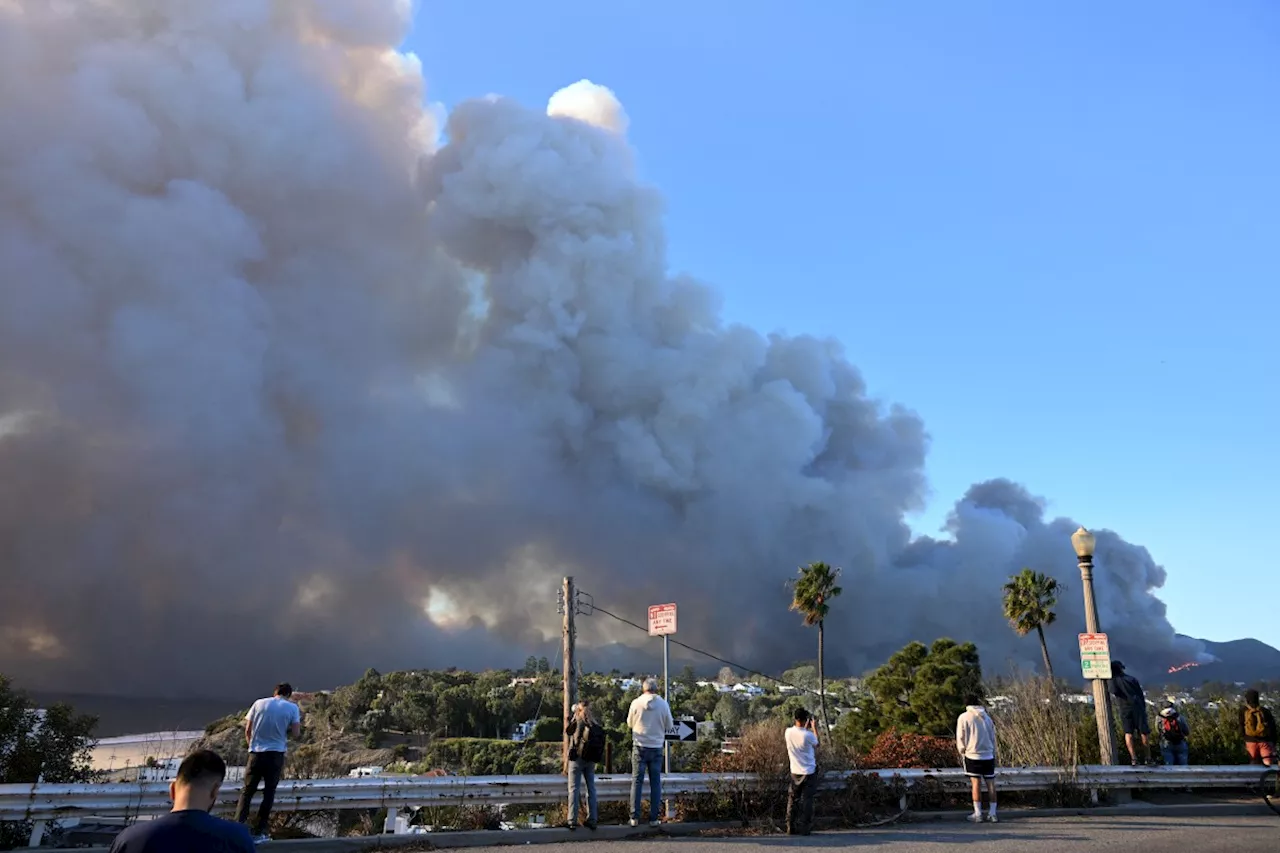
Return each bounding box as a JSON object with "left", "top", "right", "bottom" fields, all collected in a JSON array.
[
  {"left": 648, "top": 603, "right": 677, "bottom": 636},
  {"left": 1079, "top": 632, "right": 1111, "bottom": 680}
]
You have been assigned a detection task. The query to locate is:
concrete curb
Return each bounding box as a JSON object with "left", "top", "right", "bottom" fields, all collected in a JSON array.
[
  {"left": 30, "top": 802, "right": 1276, "bottom": 852},
  {"left": 903, "top": 801, "right": 1273, "bottom": 822}
]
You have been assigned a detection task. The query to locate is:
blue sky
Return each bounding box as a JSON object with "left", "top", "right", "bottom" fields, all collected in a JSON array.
[{"left": 407, "top": 2, "right": 1278, "bottom": 649}]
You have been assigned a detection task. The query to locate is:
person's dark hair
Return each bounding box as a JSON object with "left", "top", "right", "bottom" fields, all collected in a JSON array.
[
  {"left": 275, "top": 682, "right": 293, "bottom": 698},
  {"left": 176, "top": 749, "right": 227, "bottom": 787},
  {"left": 1111, "top": 661, "right": 1125, "bottom": 675},
  {"left": 1245, "top": 689, "right": 1260, "bottom": 707},
  {"left": 793, "top": 708, "right": 811, "bottom": 724},
  {"left": 963, "top": 692, "right": 984, "bottom": 707}
]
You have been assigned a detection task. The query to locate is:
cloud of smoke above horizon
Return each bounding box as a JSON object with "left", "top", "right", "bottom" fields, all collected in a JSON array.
[{"left": 0, "top": 0, "right": 1204, "bottom": 699}]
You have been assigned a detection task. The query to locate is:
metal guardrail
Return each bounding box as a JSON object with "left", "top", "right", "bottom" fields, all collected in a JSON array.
[{"left": 0, "top": 765, "right": 1263, "bottom": 824}]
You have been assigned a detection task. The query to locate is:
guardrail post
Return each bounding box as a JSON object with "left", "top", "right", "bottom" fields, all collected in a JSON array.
[
  {"left": 28, "top": 820, "right": 47, "bottom": 847},
  {"left": 383, "top": 806, "right": 398, "bottom": 834}
]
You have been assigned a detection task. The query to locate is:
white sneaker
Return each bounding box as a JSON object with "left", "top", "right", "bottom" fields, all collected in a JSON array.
[
  {"left": 649, "top": 820, "right": 660, "bottom": 828},
  {"left": 967, "top": 813, "right": 983, "bottom": 823},
  {"left": 986, "top": 813, "right": 998, "bottom": 823},
  {"left": 629, "top": 819, "right": 638, "bottom": 827}
]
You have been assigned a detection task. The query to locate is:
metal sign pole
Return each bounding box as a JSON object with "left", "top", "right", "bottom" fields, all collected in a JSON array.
[
  {"left": 663, "top": 634, "right": 670, "bottom": 773},
  {"left": 663, "top": 633, "right": 672, "bottom": 819}
]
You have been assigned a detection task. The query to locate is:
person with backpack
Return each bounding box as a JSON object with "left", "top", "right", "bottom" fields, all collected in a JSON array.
[
  {"left": 1157, "top": 705, "right": 1190, "bottom": 765},
  {"left": 565, "top": 700, "right": 605, "bottom": 829},
  {"left": 1240, "top": 689, "right": 1277, "bottom": 766}
]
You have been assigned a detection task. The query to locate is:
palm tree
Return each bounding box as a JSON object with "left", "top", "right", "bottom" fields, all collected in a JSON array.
[
  {"left": 788, "top": 562, "right": 843, "bottom": 735},
  {"left": 1002, "top": 568, "right": 1062, "bottom": 679}
]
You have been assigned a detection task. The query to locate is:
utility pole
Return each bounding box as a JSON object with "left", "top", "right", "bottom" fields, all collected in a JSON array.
[{"left": 561, "top": 575, "right": 577, "bottom": 774}]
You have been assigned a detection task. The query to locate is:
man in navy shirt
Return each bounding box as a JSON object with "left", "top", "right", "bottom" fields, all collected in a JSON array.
[{"left": 110, "top": 749, "right": 255, "bottom": 853}]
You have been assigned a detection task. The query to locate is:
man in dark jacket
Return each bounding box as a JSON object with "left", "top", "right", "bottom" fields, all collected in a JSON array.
[
  {"left": 1240, "top": 689, "right": 1277, "bottom": 766},
  {"left": 564, "top": 701, "right": 602, "bottom": 829},
  {"left": 1110, "top": 662, "right": 1152, "bottom": 765}
]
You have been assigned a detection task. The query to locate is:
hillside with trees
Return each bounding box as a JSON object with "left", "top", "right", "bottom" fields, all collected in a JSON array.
[{"left": 0, "top": 676, "right": 97, "bottom": 850}]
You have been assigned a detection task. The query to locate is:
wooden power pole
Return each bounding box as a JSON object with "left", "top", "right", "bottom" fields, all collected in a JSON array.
[{"left": 562, "top": 575, "right": 577, "bottom": 774}]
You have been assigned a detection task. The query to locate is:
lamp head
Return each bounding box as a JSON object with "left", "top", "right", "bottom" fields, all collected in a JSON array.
[{"left": 1071, "top": 526, "right": 1096, "bottom": 559}]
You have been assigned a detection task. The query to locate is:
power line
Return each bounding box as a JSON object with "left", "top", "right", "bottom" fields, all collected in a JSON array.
[{"left": 587, "top": 601, "right": 825, "bottom": 700}]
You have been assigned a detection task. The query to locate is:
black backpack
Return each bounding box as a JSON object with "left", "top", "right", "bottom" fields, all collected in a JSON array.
[
  {"left": 1161, "top": 716, "right": 1185, "bottom": 744},
  {"left": 580, "top": 723, "right": 606, "bottom": 763}
]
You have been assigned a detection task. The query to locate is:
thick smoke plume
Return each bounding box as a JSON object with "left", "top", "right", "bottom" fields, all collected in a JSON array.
[{"left": 0, "top": 1, "right": 1202, "bottom": 698}]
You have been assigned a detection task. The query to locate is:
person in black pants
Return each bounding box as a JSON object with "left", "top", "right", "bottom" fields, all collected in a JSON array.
[
  {"left": 235, "top": 683, "right": 302, "bottom": 842},
  {"left": 1110, "top": 662, "right": 1152, "bottom": 765},
  {"left": 784, "top": 708, "right": 819, "bottom": 835}
]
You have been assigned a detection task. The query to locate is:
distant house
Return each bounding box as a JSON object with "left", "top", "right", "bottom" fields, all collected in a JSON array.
[
  {"left": 137, "top": 758, "right": 245, "bottom": 783},
  {"left": 509, "top": 677, "right": 538, "bottom": 689},
  {"left": 511, "top": 720, "right": 538, "bottom": 742},
  {"left": 349, "top": 766, "right": 384, "bottom": 778}
]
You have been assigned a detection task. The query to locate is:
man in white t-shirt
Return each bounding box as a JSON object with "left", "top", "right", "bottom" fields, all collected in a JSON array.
[
  {"left": 784, "top": 708, "right": 819, "bottom": 836},
  {"left": 234, "top": 682, "right": 302, "bottom": 842}
]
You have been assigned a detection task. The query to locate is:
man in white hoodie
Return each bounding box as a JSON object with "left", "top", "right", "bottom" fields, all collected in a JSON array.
[
  {"left": 955, "top": 693, "right": 998, "bottom": 823},
  {"left": 626, "top": 678, "right": 673, "bottom": 827}
]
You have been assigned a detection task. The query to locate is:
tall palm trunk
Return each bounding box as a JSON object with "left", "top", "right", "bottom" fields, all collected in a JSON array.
[
  {"left": 1036, "top": 624, "right": 1055, "bottom": 680},
  {"left": 817, "top": 619, "right": 831, "bottom": 735}
]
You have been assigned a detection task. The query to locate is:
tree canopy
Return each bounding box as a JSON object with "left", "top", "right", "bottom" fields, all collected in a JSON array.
[
  {"left": 865, "top": 639, "right": 983, "bottom": 737},
  {"left": 1, "top": 675, "right": 97, "bottom": 849},
  {"left": 787, "top": 562, "right": 842, "bottom": 626}
]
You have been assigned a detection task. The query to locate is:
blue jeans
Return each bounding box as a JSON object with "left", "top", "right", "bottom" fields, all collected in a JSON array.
[
  {"left": 630, "top": 746, "right": 663, "bottom": 822},
  {"left": 568, "top": 760, "right": 597, "bottom": 825},
  {"left": 1162, "top": 741, "right": 1188, "bottom": 765}
]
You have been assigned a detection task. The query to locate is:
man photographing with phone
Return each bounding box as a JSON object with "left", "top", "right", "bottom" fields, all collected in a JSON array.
[{"left": 784, "top": 708, "right": 819, "bottom": 836}]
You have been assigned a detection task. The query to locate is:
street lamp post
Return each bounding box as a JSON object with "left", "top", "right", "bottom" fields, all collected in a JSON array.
[{"left": 1072, "top": 526, "right": 1118, "bottom": 765}]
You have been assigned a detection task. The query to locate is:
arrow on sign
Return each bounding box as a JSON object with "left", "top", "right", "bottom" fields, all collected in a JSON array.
[{"left": 665, "top": 721, "right": 696, "bottom": 742}]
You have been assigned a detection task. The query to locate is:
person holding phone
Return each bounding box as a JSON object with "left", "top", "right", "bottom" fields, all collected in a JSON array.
[
  {"left": 784, "top": 708, "right": 819, "bottom": 835},
  {"left": 564, "top": 701, "right": 604, "bottom": 829}
]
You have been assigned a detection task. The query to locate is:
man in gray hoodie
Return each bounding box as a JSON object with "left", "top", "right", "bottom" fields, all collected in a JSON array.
[
  {"left": 626, "top": 678, "right": 673, "bottom": 827},
  {"left": 956, "top": 693, "right": 998, "bottom": 823}
]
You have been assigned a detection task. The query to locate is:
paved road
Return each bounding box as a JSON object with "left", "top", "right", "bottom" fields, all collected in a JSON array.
[{"left": 521, "top": 816, "right": 1278, "bottom": 853}]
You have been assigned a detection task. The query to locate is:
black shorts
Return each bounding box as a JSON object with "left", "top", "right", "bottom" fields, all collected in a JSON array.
[
  {"left": 963, "top": 757, "right": 996, "bottom": 779},
  {"left": 1119, "top": 705, "right": 1150, "bottom": 736}
]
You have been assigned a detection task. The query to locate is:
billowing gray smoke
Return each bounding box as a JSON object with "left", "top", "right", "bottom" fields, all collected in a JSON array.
[{"left": 0, "top": 1, "right": 1203, "bottom": 698}]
